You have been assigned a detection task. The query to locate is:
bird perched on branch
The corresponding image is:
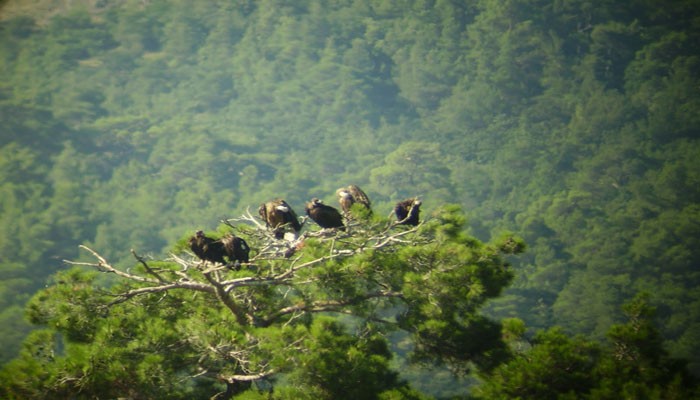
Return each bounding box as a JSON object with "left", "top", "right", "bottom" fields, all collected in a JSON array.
[
  {"left": 394, "top": 198, "right": 422, "bottom": 226},
  {"left": 258, "top": 199, "right": 302, "bottom": 239},
  {"left": 188, "top": 230, "right": 227, "bottom": 264},
  {"left": 336, "top": 184, "right": 372, "bottom": 216},
  {"left": 221, "top": 233, "right": 250, "bottom": 267},
  {"left": 305, "top": 198, "right": 345, "bottom": 230}
]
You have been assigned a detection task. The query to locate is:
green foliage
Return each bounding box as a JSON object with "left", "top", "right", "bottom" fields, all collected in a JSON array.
[
  {"left": 0, "top": 0, "right": 699, "bottom": 394},
  {"left": 475, "top": 327, "right": 600, "bottom": 399},
  {"left": 475, "top": 294, "right": 700, "bottom": 399},
  {"left": 1, "top": 207, "right": 513, "bottom": 399},
  {"left": 280, "top": 317, "right": 404, "bottom": 400}
]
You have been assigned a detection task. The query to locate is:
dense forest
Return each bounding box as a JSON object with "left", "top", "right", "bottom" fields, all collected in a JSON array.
[{"left": 0, "top": 0, "right": 699, "bottom": 398}]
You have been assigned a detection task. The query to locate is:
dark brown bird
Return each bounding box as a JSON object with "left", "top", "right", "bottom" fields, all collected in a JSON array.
[
  {"left": 258, "top": 199, "right": 302, "bottom": 239},
  {"left": 188, "top": 230, "right": 227, "bottom": 264},
  {"left": 336, "top": 184, "right": 372, "bottom": 215},
  {"left": 394, "top": 198, "right": 422, "bottom": 226},
  {"left": 221, "top": 233, "right": 250, "bottom": 266},
  {"left": 305, "top": 198, "right": 345, "bottom": 230}
]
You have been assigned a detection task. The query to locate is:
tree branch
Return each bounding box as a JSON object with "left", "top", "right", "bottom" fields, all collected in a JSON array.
[
  {"left": 131, "top": 248, "right": 167, "bottom": 283},
  {"left": 106, "top": 281, "right": 215, "bottom": 306},
  {"left": 259, "top": 290, "right": 403, "bottom": 327},
  {"left": 218, "top": 369, "right": 276, "bottom": 383},
  {"left": 64, "top": 245, "right": 161, "bottom": 284},
  {"left": 202, "top": 271, "right": 252, "bottom": 326}
]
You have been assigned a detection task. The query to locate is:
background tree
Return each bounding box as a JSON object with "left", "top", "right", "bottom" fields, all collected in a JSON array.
[
  {"left": 0, "top": 0, "right": 699, "bottom": 390},
  {"left": 474, "top": 294, "right": 699, "bottom": 399}
]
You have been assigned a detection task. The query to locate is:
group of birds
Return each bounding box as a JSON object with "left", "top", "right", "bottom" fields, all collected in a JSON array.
[
  {"left": 188, "top": 230, "right": 251, "bottom": 268},
  {"left": 188, "top": 184, "right": 422, "bottom": 269}
]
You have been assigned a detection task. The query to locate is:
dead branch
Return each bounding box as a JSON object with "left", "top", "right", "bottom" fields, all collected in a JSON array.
[
  {"left": 219, "top": 370, "right": 276, "bottom": 383},
  {"left": 106, "top": 281, "right": 215, "bottom": 306},
  {"left": 131, "top": 248, "right": 167, "bottom": 283},
  {"left": 64, "top": 245, "right": 161, "bottom": 284},
  {"left": 201, "top": 270, "right": 252, "bottom": 326},
  {"left": 224, "top": 207, "right": 267, "bottom": 230},
  {"left": 259, "top": 290, "right": 403, "bottom": 327}
]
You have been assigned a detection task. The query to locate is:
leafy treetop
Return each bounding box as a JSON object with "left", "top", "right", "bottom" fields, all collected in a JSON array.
[{"left": 0, "top": 205, "right": 522, "bottom": 399}]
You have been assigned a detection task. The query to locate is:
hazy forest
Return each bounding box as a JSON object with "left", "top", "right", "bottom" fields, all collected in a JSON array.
[{"left": 1, "top": 0, "right": 699, "bottom": 398}]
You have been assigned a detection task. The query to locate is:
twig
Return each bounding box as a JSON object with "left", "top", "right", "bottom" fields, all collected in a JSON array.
[
  {"left": 131, "top": 249, "right": 167, "bottom": 283},
  {"left": 106, "top": 281, "right": 215, "bottom": 306},
  {"left": 259, "top": 290, "right": 403, "bottom": 327},
  {"left": 64, "top": 245, "right": 159, "bottom": 284},
  {"left": 219, "top": 369, "right": 276, "bottom": 383},
  {"left": 223, "top": 208, "right": 267, "bottom": 230},
  {"left": 201, "top": 271, "right": 252, "bottom": 326}
]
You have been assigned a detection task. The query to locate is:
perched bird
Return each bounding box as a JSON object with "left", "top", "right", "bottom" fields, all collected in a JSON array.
[
  {"left": 188, "top": 230, "right": 227, "bottom": 264},
  {"left": 258, "top": 199, "right": 302, "bottom": 239},
  {"left": 336, "top": 184, "right": 372, "bottom": 216},
  {"left": 221, "top": 233, "right": 250, "bottom": 266},
  {"left": 305, "top": 198, "right": 345, "bottom": 230},
  {"left": 394, "top": 198, "right": 422, "bottom": 226}
]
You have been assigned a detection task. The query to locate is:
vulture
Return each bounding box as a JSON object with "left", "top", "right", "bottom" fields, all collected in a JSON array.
[
  {"left": 188, "top": 230, "right": 227, "bottom": 264},
  {"left": 336, "top": 184, "right": 372, "bottom": 215},
  {"left": 394, "top": 198, "right": 422, "bottom": 226},
  {"left": 221, "top": 233, "right": 250, "bottom": 266},
  {"left": 305, "top": 198, "right": 345, "bottom": 230},
  {"left": 258, "top": 199, "right": 302, "bottom": 239}
]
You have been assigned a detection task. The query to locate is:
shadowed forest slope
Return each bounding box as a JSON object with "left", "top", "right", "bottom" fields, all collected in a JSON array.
[{"left": 0, "top": 0, "right": 698, "bottom": 379}]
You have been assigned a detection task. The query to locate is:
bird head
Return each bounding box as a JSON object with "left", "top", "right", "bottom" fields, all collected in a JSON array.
[{"left": 336, "top": 189, "right": 351, "bottom": 199}]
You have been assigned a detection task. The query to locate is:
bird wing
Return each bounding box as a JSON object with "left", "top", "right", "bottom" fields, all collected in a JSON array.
[
  {"left": 258, "top": 203, "right": 269, "bottom": 227},
  {"left": 280, "top": 200, "right": 301, "bottom": 231},
  {"left": 348, "top": 185, "right": 371, "bottom": 207}
]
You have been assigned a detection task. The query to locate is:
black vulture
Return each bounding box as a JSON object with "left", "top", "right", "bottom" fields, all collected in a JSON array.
[
  {"left": 394, "top": 198, "right": 422, "bottom": 226},
  {"left": 336, "top": 184, "right": 372, "bottom": 215},
  {"left": 221, "top": 233, "right": 250, "bottom": 268},
  {"left": 305, "top": 198, "right": 345, "bottom": 230},
  {"left": 188, "top": 230, "right": 227, "bottom": 264},
  {"left": 258, "top": 199, "right": 302, "bottom": 239}
]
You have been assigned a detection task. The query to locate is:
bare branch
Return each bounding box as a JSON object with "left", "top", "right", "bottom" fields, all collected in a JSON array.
[
  {"left": 219, "top": 370, "right": 276, "bottom": 383},
  {"left": 131, "top": 248, "right": 167, "bottom": 283},
  {"left": 165, "top": 254, "right": 194, "bottom": 279},
  {"left": 371, "top": 223, "right": 424, "bottom": 248},
  {"left": 220, "top": 275, "right": 292, "bottom": 293},
  {"left": 277, "top": 253, "right": 345, "bottom": 280},
  {"left": 64, "top": 245, "right": 160, "bottom": 284},
  {"left": 260, "top": 290, "right": 403, "bottom": 327},
  {"left": 223, "top": 208, "right": 266, "bottom": 231},
  {"left": 201, "top": 271, "right": 252, "bottom": 326},
  {"left": 106, "top": 281, "right": 215, "bottom": 306}
]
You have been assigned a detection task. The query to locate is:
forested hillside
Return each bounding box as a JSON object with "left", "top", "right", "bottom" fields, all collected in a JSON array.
[{"left": 0, "top": 0, "right": 699, "bottom": 394}]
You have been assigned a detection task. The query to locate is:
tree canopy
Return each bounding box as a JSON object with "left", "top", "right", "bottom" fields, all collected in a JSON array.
[
  {"left": 0, "top": 0, "right": 699, "bottom": 396},
  {"left": 0, "top": 206, "right": 520, "bottom": 399}
]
